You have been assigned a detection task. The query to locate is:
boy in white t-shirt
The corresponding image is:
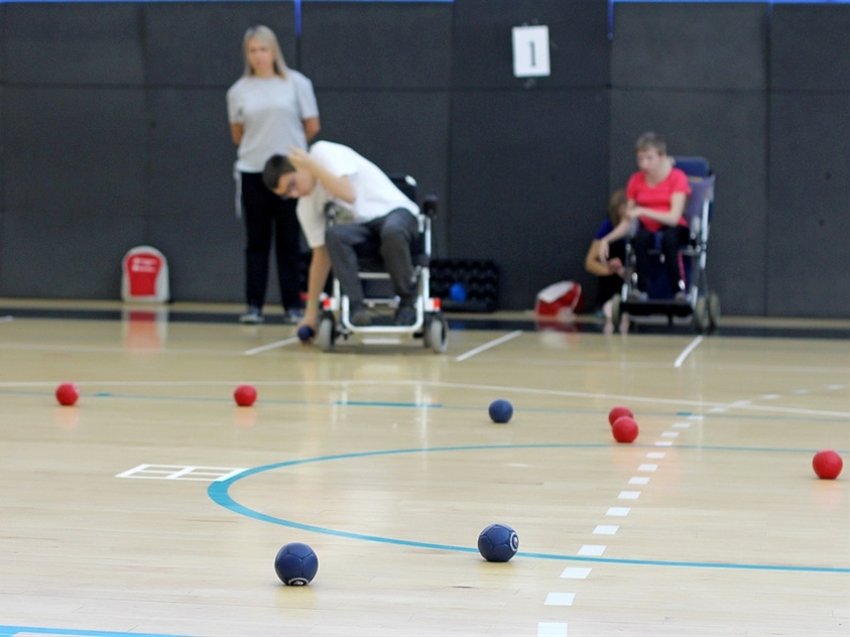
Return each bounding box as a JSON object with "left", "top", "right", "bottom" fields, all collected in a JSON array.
[{"left": 263, "top": 141, "right": 420, "bottom": 331}]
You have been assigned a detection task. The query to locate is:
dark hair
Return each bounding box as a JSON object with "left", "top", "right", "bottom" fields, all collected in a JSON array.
[
  {"left": 262, "top": 154, "right": 296, "bottom": 191},
  {"left": 635, "top": 132, "right": 666, "bottom": 155},
  {"left": 607, "top": 189, "right": 627, "bottom": 225}
]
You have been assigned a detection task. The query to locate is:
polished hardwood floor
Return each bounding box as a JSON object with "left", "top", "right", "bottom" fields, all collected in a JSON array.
[{"left": 0, "top": 302, "right": 847, "bottom": 637}]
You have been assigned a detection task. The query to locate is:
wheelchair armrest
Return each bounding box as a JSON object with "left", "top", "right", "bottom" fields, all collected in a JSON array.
[{"left": 422, "top": 195, "right": 439, "bottom": 218}]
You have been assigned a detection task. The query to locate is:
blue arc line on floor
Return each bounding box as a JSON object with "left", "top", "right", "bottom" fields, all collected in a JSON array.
[{"left": 207, "top": 444, "right": 850, "bottom": 575}]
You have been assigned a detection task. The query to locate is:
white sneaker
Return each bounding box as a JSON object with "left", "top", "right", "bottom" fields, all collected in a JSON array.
[{"left": 239, "top": 306, "right": 264, "bottom": 324}]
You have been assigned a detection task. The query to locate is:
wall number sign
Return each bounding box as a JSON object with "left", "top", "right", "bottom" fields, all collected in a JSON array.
[{"left": 512, "top": 25, "right": 550, "bottom": 78}]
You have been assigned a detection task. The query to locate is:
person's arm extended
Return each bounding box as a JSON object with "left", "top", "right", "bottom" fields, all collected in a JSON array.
[
  {"left": 289, "top": 147, "right": 356, "bottom": 204},
  {"left": 585, "top": 240, "right": 611, "bottom": 276},
  {"left": 597, "top": 218, "right": 632, "bottom": 261},
  {"left": 299, "top": 245, "right": 332, "bottom": 333},
  {"left": 629, "top": 192, "right": 687, "bottom": 226}
]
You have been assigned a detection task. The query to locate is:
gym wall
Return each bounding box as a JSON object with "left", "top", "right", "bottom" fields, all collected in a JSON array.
[{"left": 0, "top": 0, "right": 847, "bottom": 317}]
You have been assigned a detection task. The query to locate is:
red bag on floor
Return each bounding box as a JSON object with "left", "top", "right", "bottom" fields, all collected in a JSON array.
[{"left": 535, "top": 281, "right": 584, "bottom": 317}]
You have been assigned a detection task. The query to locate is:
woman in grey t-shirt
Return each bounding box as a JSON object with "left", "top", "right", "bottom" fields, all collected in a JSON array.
[{"left": 227, "top": 25, "right": 320, "bottom": 324}]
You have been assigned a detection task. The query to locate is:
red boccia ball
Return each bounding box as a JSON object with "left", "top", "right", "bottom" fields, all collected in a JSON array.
[
  {"left": 812, "top": 450, "right": 843, "bottom": 480},
  {"left": 612, "top": 416, "right": 639, "bottom": 443},
  {"left": 55, "top": 382, "right": 80, "bottom": 406},
  {"left": 608, "top": 405, "right": 634, "bottom": 427},
  {"left": 234, "top": 384, "right": 257, "bottom": 407}
]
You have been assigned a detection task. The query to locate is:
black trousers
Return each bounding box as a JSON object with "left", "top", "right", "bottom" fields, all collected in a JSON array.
[
  {"left": 632, "top": 225, "right": 689, "bottom": 295},
  {"left": 241, "top": 172, "right": 302, "bottom": 311},
  {"left": 595, "top": 239, "right": 626, "bottom": 309}
]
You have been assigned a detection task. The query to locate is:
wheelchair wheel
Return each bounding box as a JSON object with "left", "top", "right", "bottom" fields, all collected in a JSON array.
[
  {"left": 318, "top": 314, "right": 335, "bottom": 352},
  {"left": 429, "top": 315, "right": 448, "bottom": 354},
  {"left": 694, "top": 296, "right": 709, "bottom": 333},
  {"left": 708, "top": 292, "right": 721, "bottom": 329}
]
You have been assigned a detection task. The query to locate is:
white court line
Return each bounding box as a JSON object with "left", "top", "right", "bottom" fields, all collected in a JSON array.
[
  {"left": 244, "top": 337, "right": 299, "bottom": 356},
  {"left": 674, "top": 335, "right": 703, "bottom": 368},
  {"left": 538, "top": 622, "right": 568, "bottom": 637},
  {"left": 454, "top": 330, "right": 523, "bottom": 362}
]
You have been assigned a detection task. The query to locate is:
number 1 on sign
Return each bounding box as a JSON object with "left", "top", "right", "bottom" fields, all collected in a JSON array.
[{"left": 512, "top": 25, "right": 550, "bottom": 78}]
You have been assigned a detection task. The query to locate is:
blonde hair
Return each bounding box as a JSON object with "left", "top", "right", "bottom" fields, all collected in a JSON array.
[{"left": 242, "top": 25, "right": 288, "bottom": 79}]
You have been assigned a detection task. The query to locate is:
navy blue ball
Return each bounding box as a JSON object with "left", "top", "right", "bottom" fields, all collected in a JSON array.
[
  {"left": 297, "top": 325, "right": 315, "bottom": 342},
  {"left": 488, "top": 399, "right": 513, "bottom": 423},
  {"left": 477, "top": 523, "right": 519, "bottom": 562},
  {"left": 274, "top": 542, "right": 319, "bottom": 586}
]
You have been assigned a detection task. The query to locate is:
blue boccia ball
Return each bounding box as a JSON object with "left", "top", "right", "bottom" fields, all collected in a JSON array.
[
  {"left": 449, "top": 282, "right": 467, "bottom": 302},
  {"left": 488, "top": 399, "right": 513, "bottom": 424},
  {"left": 274, "top": 542, "right": 319, "bottom": 586},
  {"left": 477, "top": 523, "right": 519, "bottom": 562},
  {"left": 297, "top": 325, "right": 315, "bottom": 342}
]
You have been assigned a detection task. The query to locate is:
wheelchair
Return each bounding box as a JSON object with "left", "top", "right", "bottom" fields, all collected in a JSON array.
[
  {"left": 316, "top": 174, "right": 449, "bottom": 353},
  {"left": 610, "top": 156, "right": 720, "bottom": 333}
]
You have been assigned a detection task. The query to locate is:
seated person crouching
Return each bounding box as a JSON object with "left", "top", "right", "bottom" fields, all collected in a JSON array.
[{"left": 263, "top": 141, "right": 420, "bottom": 331}]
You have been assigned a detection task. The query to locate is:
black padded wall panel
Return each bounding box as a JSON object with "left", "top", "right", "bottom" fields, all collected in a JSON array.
[
  {"left": 146, "top": 89, "right": 243, "bottom": 302},
  {"left": 767, "top": 93, "right": 850, "bottom": 317},
  {"left": 300, "top": 2, "right": 452, "bottom": 89},
  {"left": 610, "top": 89, "right": 768, "bottom": 315},
  {"left": 612, "top": 3, "right": 768, "bottom": 90},
  {"left": 144, "top": 3, "right": 296, "bottom": 88},
  {"left": 4, "top": 3, "right": 144, "bottom": 86},
  {"left": 452, "top": 0, "right": 609, "bottom": 89},
  {"left": 450, "top": 89, "right": 609, "bottom": 310},
  {"left": 1, "top": 87, "right": 148, "bottom": 298},
  {"left": 771, "top": 5, "right": 850, "bottom": 92},
  {"left": 314, "top": 90, "right": 451, "bottom": 256}
]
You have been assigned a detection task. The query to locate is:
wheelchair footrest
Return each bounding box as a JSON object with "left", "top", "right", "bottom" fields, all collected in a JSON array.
[{"left": 621, "top": 299, "right": 693, "bottom": 318}]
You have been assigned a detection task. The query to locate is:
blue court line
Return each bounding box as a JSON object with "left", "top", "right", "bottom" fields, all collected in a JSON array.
[
  {"left": 0, "top": 626, "right": 190, "bottom": 637},
  {"left": 3, "top": 389, "right": 846, "bottom": 423},
  {"left": 208, "top": 445, "right": 850, "bottom": 575}
]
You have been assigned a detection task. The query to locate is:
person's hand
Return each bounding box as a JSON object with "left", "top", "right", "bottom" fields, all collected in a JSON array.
[
  {"left": 608, "top": 257, "right": 624, "bottom": 277},
  {"left": 296, "top": 317, "right": 318, "bottom": 345},
  {"left": 597, "top": 239, "right": 610, "bottom": 262},
  {"left": 288, "top": 147, "right": 313, "bottom": 171},
  {"left": 627, "top": 207, "right": 641, "bottom": 220}
]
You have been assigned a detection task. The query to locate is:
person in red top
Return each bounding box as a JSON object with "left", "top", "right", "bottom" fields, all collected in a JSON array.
[{"left": 598, "top": 132, "right": 691, "bottom": 300}]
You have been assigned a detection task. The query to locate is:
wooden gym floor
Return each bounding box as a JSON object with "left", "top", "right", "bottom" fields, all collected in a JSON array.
[{"left": 0, "top": 300, "right": 847, "bottom": 637}]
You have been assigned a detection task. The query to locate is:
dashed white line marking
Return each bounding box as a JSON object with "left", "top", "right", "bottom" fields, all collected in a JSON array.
[
  {"left": 654, "top": 441, "right": 673, "bottom": 447},
  {"left": 731, "top": 400, "right": 752, "bottom": 407},
  {"left": 708, "top": 406, "right": 727, "bottom": 412},
  {"left": 638, "top": 464, "right": 658, "bottom": 471},
  {"left": 794, "top": 388, "right": 811, "bottom": 394},
  {"left": 827, "top": 384, "right": 845, "bottom": 390},
  {"left": 618, "top": 491, "right": 641, "bottom": 500},
  {"left": 545, "top": 592, "right": 576, "bottom": 606},
  {"left": 629, "top": 477, "right": 650, "bottom": 485},
  {"left": 538, "top": 622, "right": 568, "bottom": 637},
  {"left": 647, "top": 452, "right": 666, "bottom": 458},
  {"left": 593, "top": 525, "right": 619, "bottom": 535},
  {"left": 687, "top": 414, "right": 704, "bottom": 420},
  {"left": 761, "top": 394, "right": 781, "bottom": 400},
  {"left": 661, "top": 431, "right": 679, "bottom": 438},
  {"left": 577, "top": 545, "right": 606, "bottom": 556},
  {"left": 561, "top": 567, "right": 592, "bottom": 579},
  {"left": 673, "top": 422, "right": 692, "bottom": 428},
  {"left": 606, "top": 507, "right": 630, "bottom": 516}
]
